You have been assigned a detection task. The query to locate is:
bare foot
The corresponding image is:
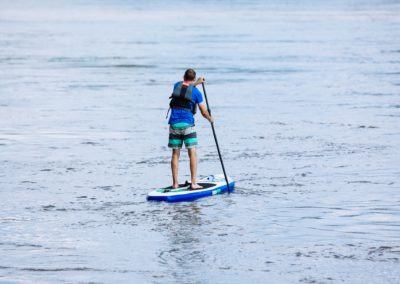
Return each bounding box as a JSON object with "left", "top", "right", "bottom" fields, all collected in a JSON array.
[
  {"left": 190, "top": 183, "right": 203, "bottom": 190},
  {"left": 172, "top": 184, "right": 179, "bottom": 189}
]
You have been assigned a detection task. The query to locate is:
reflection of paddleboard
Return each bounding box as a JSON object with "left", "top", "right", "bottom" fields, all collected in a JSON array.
[{"left": 147, "top": 174, "right": 235, "bottom": 202}]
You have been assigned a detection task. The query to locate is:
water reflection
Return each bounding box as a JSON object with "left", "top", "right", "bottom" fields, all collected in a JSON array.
[{"left": 157, "top": 203, "right": 206, "bottom": 281}]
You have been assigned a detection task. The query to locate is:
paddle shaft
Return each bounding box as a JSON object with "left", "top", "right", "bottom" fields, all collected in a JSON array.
[{"left": 201, "top": 82, "right": 231, "bottom": 192}]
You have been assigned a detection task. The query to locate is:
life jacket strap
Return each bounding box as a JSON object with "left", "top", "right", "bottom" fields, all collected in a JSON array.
[
  {"left": 180, "top": 84, "right": 188, "bottom": 99},
  {"left": 165, "top": 107, "right": 171, "bottom": 119}
]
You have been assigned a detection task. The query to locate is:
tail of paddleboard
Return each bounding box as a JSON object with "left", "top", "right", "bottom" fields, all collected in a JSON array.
[{"left": 147, "top": 174, "right": 235, "bottom": 202}]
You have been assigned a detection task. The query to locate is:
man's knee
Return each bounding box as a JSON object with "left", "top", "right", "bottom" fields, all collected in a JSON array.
[
  {"left": 172, "top": 149, "right": 181, "bottom": 157},
  {"left": 188, "top": 148, "right": 196, "bottom": 157}
]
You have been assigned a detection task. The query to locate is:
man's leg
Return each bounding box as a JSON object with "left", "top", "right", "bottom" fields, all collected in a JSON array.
[
  {"left": 188, "top": 148, "right": 203, "bottom": 189},
  {"left": 171, "top": 149, "right": 180, "bottom": 188}
]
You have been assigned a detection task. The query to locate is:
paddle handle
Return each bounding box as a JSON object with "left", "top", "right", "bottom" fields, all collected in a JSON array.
[
  {"left": 202, "top": 80, "right": 211, "bottom": 114},
  {"left": 201, "top": 82, "right": 231, "bottom": 193}
]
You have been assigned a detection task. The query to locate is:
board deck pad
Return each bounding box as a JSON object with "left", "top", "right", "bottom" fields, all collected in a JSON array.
[
  {"left": 147, "top": 174, "right": 235, "bottom": 202},
  {"left": 162, "top": 183, "right": 190, "bottom": 190},
  {"left": 160, "top": 183, "right": 216, "bottom": 193}
]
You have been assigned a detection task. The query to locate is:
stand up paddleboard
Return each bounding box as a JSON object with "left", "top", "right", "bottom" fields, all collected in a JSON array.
[{"left": 147, "top": 174, "right": 235, "bottom": 202}]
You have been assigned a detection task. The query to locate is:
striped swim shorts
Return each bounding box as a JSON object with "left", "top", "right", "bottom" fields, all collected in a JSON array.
[{"left": 168, "top": 123, "right": 198, "bottom": 149}]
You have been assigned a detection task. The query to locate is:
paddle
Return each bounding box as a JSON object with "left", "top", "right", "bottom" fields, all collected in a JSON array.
[{"left": 201, "top": 81, "right": 231, "bottom": 193}]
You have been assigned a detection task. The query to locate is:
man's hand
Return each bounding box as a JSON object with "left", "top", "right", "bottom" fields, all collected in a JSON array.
[
  {"left": 194, "top": 76, "right": 205, "bottom": 86},
  {"left": 208, "top": 116, "right": 214, "bottom": 123}
]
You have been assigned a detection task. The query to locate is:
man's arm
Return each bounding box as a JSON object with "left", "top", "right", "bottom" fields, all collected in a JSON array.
[
  {"left": 198, "top": 103, "right": 214, "bottom": 123},
  {"left": 193, "top": 76, "right": 213, "bottom": 123},
  {"left": 194, "top": 76, "right": 205, "bottom": 86}
]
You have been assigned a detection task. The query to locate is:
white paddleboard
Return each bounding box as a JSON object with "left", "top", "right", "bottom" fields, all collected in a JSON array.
[{"left": 147, "top": 174, "right": 235, "bottom": 202}]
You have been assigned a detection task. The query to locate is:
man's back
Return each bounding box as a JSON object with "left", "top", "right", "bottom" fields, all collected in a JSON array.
[{"left": 168, "top": 81, "right": 203, "bottom": 126}]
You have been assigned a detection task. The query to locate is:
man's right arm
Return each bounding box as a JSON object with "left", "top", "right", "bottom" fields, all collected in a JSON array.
[
  {"left": 194, "top": 76, "right": 205, "bottom": 86},
  {"left": 198, "top": 103, "right": 214, "bottom": 123}
]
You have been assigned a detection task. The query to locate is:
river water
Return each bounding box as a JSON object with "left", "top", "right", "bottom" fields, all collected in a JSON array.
[{"left": 1, "top": 0, "right": 399, "bottom": 283}]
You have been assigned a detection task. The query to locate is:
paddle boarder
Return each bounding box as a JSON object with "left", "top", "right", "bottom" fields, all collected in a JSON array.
[{"left": 167, "top": 69, "right": 213, "bottom": 189}]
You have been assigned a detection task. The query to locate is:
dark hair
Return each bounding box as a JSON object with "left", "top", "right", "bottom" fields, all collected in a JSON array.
[{"left": 184, "top": 69, "right": 196, "bottom": 81}]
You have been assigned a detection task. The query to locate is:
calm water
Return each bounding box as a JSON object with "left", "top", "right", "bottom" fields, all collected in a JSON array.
[{"left": 1, "top": 0, "right": 400, "bottom": 283}]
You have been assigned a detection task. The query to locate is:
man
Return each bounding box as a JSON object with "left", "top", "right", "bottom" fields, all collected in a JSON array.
[{"left": 167, "top": 68, "right": 213, "bottom": 189}]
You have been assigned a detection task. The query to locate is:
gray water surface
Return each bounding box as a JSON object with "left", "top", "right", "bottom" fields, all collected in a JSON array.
[{"left": 1, "top": 1, "right": 400, "bottom": 283}]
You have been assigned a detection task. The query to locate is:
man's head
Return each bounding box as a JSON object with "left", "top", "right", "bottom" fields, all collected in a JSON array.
[{"left": 184, "top": 69, "right": 196, "bottom": 82}]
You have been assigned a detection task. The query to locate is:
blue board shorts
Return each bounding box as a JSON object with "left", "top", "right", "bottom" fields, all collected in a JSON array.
[{"left": 168, "top": 123, "right": 198, "bottom": 149}]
